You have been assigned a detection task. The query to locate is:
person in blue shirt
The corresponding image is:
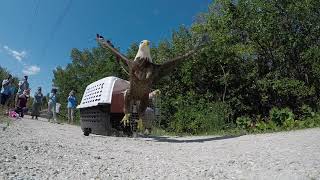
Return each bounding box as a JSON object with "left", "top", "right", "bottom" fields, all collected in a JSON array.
[
  {"left": 1, "top": 74, "right": 13, "bottom": 106},
  {"left": 67, "top": 90, "right": 77, "bottom": 124}
]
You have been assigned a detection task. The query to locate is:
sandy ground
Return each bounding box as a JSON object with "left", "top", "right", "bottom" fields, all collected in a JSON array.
[{"left": 0, "top": 116, "right": 319, "bottom": 180}]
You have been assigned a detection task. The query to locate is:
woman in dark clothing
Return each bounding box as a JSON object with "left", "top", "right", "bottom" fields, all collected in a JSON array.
[
  {"left": 15, "top": 90, "right": 29, "bottom": 118},
  {"left": 31, "top": 87, "right": 43, "bottom": 119}
]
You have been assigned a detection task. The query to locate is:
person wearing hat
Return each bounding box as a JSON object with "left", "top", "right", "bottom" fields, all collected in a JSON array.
[
  {"left": 67, "top": 90, "right": 77, "bottom": 124},
  {"left": 15, "top": 75, "right": 30, "bottom": 106},
  {"left": 48, "top": 88, "right": 58, "bottom": 123},
  {"left": 31, "top": 87, "right": 43, "bottom": 120}
]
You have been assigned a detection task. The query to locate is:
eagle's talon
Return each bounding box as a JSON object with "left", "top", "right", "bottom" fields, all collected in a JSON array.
[
  {"left": 137, "top": 118, "right": 144, "bottom": 131},
  {"left": 121, "top": 113, "right": 130, "bottom": 126}
]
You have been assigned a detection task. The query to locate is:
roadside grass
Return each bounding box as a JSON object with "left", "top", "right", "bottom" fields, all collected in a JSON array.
[
  {"left": 150, "top": 120, "right": 320, "bottom": 137},
  {"left": 150, "top": 126, "right": 320, "bottom": 137},
  {"left": 150, "top": 127, "right": 181, "bottom": 136},
  {"left": 151, "top": 128, "right": 259, "bottom": 137},
  {"left": 0, "top": 116, "right": 11, "bottom": 126},
  {"left": 0, "top": 108, "right": 11, "bottom": 128},
  {"left": 151, "top": 108, "right": 320, "bottom": 137},
  {"left": 150, "top": 126, "right": 247, "bottom": 137}
]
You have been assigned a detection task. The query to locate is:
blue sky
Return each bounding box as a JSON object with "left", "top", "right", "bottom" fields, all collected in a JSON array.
[{"left": 0, "top": 0, "right": 211, "bottom": 95}]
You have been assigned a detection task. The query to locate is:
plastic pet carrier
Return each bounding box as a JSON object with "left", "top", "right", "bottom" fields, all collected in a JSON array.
[
  {"left": 77, "top": 76, "right": 161, "bottom": 136},
  {"left": 77, "top": 76, "right": 129, "bottom": 136}
]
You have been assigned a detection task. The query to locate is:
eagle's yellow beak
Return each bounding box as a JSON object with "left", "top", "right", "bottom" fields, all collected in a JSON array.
[{"left": 146, "top": 41, "right": 150, "bottom": 46}]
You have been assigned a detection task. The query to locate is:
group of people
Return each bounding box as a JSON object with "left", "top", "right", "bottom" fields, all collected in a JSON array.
[
  {"left": 46, "top": 88, "right": 77, "bottom": 124},
  {"left": 0, "top": 75, "right": 30, "bottom": 118},
  {"left": 0, "top": 74, "right": 78, "bottom": 124}
]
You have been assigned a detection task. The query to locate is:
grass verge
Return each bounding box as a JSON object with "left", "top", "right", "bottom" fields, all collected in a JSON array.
[{"left": 150, "top": 122, "right": 320, "bottom": 137}]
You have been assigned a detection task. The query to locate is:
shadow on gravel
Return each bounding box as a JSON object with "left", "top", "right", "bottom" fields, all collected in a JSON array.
[{"left": 146, "top": 135, "right": 241, "bottom": 143}]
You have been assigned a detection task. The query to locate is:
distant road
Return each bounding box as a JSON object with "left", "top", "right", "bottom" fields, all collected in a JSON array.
[{"left": 0, "top": 116, "right": 319, "bottom": 179}]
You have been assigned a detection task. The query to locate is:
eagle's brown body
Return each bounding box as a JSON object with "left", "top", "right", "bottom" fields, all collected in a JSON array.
[{"left": 126, "top": 57, "right": 154, "bottom": 115}]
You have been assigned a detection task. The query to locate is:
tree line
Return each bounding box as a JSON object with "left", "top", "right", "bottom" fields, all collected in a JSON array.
[{"left": 52, "top": 0, "right": 320, "bottom": 133}]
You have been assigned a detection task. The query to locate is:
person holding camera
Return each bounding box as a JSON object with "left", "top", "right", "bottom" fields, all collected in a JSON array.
[{"left": 0, "top": 74, "right": 13, "bottom": 106}]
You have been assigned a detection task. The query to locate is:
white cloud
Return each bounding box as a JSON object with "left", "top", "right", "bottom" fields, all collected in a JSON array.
[
  {"left": 22, "top": 65, "right": 40, "bottom": 75},
  {"left": 3, "top": 45, "right": 26, "bottom": 61}
]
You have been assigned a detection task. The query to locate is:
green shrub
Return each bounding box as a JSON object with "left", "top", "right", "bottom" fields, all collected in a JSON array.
[
  {"left": 269, "top": 107, "right": 295, "bottom": 126},
  {"left": 235, "top": 107, "right": 320, "bottom": 133},
  {"left": 236, "top": 116, "right": 253, "bottom": 130},
  {"left": 303, "top": 113, "right": 320, "bottom": 128},
  {"left": 255, "top": 121, "right": 267, "bottom": 132},
  {"left": 300, "top": 104, "right": 315, "bottom": 118},
  {"left": 170, "top": 97, "right": 230, "bottom": 134},
  {"left": 266, "top": 120, "right": 278, "bottom": 131},
  {"left": 304, "top": 119, "right": 316, "bottom": 128},
  {"left": 314, "top": 113, "right": 320, "bottom": 126},
  {"left": 254, "top": 120, "right": 279, "bottom": 132},
  {"left": 282, "top": 117, "right": 296, "bottom": 130},
  {"left": 294, "top": 120, "right": 306, "bottom": 129}
]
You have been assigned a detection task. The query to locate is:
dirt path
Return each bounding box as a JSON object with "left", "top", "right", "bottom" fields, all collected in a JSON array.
[{"left": 0, "top": 116, "right": 319, "bottom": 180}]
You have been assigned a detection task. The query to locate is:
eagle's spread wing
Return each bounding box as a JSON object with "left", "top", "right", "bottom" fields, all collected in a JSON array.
[
  {"left": 96, "top": 34, "right": 131, "bottom": 67},
  {"left": 153, "top": 36, "right": 209, "bottom": 82},
  {"left": 152, "top": 48, "right": 198, "bottom": 82}
]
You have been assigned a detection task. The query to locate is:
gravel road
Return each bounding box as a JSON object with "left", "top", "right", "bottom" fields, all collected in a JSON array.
[{"left": 0, "top": 116, "right": 319, "bottom": 180}]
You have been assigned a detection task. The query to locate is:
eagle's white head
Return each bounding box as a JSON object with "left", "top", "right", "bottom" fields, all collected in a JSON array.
[{"left": 135, "top": 40, "right": 152, "bottom": 62}]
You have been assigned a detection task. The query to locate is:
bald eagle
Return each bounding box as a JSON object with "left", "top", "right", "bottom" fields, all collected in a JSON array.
[{"left": 96, "top": 34, "right": 204, "bottom": 127}]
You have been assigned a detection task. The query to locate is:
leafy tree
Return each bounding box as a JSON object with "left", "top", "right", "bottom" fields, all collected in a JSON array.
[{"left": 52, "top": 0, "right": 320, "bottom": 133}]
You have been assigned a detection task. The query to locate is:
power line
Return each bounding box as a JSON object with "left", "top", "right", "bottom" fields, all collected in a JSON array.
[
  {"left": 24, "top": 0, "right": 41, "bottom": 48},
  {"left": 40, "top": 0, "right": 73, "bottom": 59}
]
